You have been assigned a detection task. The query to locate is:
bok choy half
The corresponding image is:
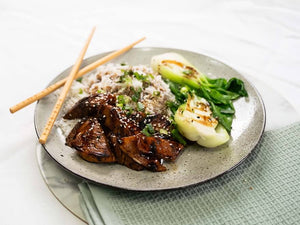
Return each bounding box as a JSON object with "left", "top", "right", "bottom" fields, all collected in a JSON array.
[{"left": 151, "top": 52, "right": 248, "bottom": 148}]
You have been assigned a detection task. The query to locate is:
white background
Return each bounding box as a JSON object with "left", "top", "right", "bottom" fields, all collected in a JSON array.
[{"left": 1, "top": 0, "right": 300, "bottom": 224}]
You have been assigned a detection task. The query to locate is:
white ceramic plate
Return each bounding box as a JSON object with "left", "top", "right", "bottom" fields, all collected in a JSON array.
[{"left": 35, "top": 47, "right": 266, "bottom": 191}]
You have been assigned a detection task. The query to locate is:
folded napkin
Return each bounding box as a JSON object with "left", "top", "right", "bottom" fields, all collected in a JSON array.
[{"left": 79, "top": 122, "right": 300, "bottom": 225}]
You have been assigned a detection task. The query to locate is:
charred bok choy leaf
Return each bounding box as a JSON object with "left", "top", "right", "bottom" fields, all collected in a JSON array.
[{"left": 151, "top": 52, "right": 248, "bottom": 147}]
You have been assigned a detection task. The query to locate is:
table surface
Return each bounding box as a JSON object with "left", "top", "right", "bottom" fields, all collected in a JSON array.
[{"left": 1, "top": 0, "right": 300, "bottom": 224}]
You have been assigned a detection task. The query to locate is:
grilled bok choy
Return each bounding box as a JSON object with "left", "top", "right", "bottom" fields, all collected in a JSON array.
[
  {"left": 151, "top": 52, "right": 248, "bottom": 147},
  {"left": 174, "top": 95, "right": 229, "bottom": 148}
]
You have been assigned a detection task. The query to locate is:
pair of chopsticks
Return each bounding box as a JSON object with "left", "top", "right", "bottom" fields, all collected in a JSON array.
[{"left": 10, "top": 26, "right": 145, "bottom": 144}]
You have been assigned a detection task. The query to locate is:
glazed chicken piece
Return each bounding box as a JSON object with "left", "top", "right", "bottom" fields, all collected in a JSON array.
[
  {"left": 143, "top": 114, "right": 172, "bottom": 132},
  {"left": 141, "top": 114, "right": 174, "bottom": 139},
  {"left": 63, "top": 93, "right": 185, "bottom": 172},
  {"left": 108, "top": 133, "right": 144, "bottom": 171},
  {"left": 64, "top": 94, "right": 143, "bottom": 136},
  {"left": 101, "top": 107, "right": 166, "bottom": 171},
  {"left": 118, "top": 134, "right": 167, "bottom": 172},
  {"left": 100, "top": 106, "right": 183, "bottom": 171},
  {"left": 128, "top": 111, "right": 147, "bottom": 124},
  {"left": 135, "top": 134, "right": 184, "bottom": 161},
  {"left": 66, "top": 118, "right": 116, "bottom": 163},
  {"left": 116, "top": 134, "right": 183, "bottom": 171},
  {"left": 63, "top": 94, "right": 116, "bottom": 119},
  {"left": 100, "top": 104, "right": 142, "bottom": 137}
]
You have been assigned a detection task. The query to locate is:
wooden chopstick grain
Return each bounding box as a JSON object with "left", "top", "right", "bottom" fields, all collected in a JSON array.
[
  {"left": 39, "top": 27, "right": 96, "bottom": 144},
  {"left": 9, "top": 37, "right": 146, "bottom": 113}
]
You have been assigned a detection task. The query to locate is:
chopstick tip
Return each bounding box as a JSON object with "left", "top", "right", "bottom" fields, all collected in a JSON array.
[
  {"left": 133, "top": 37, "right": 146, "bottom": 46},
  {"left": 9, "top": 107, "right": 15, "bottom": 114},
  {"left": 89, "top": 26, "right": 96, "bottom": 37},
  {"left": 39, "top": 137, "right": 46, "bottom": 144}
]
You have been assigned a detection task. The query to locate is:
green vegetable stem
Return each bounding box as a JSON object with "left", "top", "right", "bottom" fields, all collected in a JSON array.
[{"left": 151, "top": 52, "right": 248, "bottom": 133}]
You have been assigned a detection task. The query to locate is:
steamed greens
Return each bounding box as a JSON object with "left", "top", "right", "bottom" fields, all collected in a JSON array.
[{"left": 151, "top": 52, "right": 248, "bottom": 147}]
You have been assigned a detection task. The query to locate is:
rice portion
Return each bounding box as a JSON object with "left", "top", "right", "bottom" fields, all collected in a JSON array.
[
  {"left": 57, "top": 63, "right": 175, "bottom": 137},
  {"left": 63, "top": 63, "right": 175, "bottom": 117}
]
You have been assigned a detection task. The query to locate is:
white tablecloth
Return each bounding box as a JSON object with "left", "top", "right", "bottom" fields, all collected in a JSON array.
[{"left": 1, "top": 0, "right": 300, "bottom": 224}]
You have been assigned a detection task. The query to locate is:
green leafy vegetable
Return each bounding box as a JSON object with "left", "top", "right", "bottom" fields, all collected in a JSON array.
[
  {"left": 174, "top": 96, "right": 230, "bottom": 148},
  {"left": 171, "top": 128, "right": 187, "bottom": 145},
  {"left": 225, "top": 78, "right": 248, "bottom": 97},
  {"left": 166, "top": 101, "right": 180, "bottom": 115},
  {"left": 151, "top": 52, "right": 248, "bottom": 133},
  {"left": 168, "top": 82, "right": 189, "bottom": 103}
]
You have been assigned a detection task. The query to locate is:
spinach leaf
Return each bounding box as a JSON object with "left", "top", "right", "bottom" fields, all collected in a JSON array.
[{"left": 225, "top": 78, "right": 248, "bottom": 97}]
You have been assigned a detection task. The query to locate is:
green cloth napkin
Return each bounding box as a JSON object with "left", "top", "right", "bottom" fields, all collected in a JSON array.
[{"left": 78, "top": 122, "right": 300, "bottom": 225}]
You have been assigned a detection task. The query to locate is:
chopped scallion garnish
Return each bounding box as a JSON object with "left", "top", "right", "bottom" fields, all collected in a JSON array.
[
  {"left": 76, "top": 77, "right": 83, "bottom": 83},
  {"left": 137, "top": 102, "right": 144, "bottom": 111},
  {"left": 117, "top": 95, "right": 126, "bottom": 105},
  {"left": 159, "top": 129, "right": 168, "bottom": 135},
  {"left": 153, "top": 91, "right": 160, "bottom": 97},
  {"left": 124, "top": 105, "right": 133, "bottom": 115},
  {"left": 142, "top": 124, "right": 155, "bottom": 137},
  {"left": 131, "top": 87, "right": 142, "bottom": 102}
]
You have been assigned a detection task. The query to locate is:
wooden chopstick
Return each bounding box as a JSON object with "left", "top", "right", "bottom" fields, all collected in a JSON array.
[
  {"left": 9, "top": 37, "right": 146, "bottom": 114},
  {"left": 39, "top": 27, "right": 96, "bottom": 144}
]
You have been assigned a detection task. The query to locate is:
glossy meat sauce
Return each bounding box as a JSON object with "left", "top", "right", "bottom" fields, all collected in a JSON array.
[{"left": 64, "top": 94, "right": 184, "bottom": 172}]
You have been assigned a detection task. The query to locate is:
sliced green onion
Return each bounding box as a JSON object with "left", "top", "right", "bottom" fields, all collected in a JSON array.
[
  {"left": 131, "top": 87, "right": 142, "bottom": 102},
  {"left": 124, "top": 105, "right": 133, "bottom": 115},
  {"left": 76, "top": 77, "right": 83, "bottom": 83},
  {"left": 142, "top": 129, "right": 151, "bottom": 137},
  {"left": 159, "top": 129, "right": 168, "bottom": 135},
  {"left": 116, "top": 103, "right": 123, "bottom": 109},
  {"left": 148, "top": 73, "right": 154, "bottom": 79},
  {"left": 117, "top": 95, "right": 126, "bottom": 104},
  {"left": 137, "top": 102, "right": 145, "bottom": 112},
  {"left": 142, "top": 124, "right": 155, "bottom": 137},
  {"left": 147, "top": 124, "right": 155, "bottom": 134},
  {"left": 153, "top": 91, "right": 161, "bottom": 97}
]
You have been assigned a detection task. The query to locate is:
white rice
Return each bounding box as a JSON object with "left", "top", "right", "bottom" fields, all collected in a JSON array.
[{"left": 56, "top": 63, "right": 175, "bottom": 136}]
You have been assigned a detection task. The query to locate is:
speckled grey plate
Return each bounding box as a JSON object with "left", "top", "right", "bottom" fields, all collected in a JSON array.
[{"left": 34, "top": 47, "right": 266, "bottom": 191}]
